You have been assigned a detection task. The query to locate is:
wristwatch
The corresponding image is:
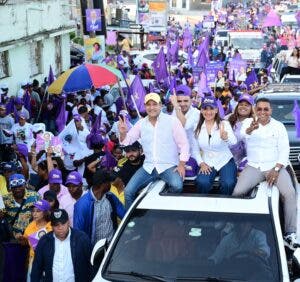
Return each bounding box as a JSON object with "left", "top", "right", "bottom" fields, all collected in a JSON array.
[{"left": 274, "top": 167, "right": 280, "bottom": 172}]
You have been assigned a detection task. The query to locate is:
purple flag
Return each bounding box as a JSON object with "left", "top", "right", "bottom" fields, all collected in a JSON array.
[
  {"left": 86, "top": 112, "right": 102, "bottom": 149},
  {"left": 148, "top": 82, "right": 154, "bottom": 93},
  {"left": 197, "top": 41, "right": 209, "bottom": 69},
  {"left": 129, "top": 75, "right": 146, "bottom": 113},
  {"left": 217, "top": 99, "right": 225, "bottom": 119},
  {"left": 47, "top": 65, "right": 55, "bottom": 86},
  {"left": 183, "top": 28, "right": 193, "bottom": 50},
  {"left": 168, "top": 39, "right": 179, "bottom": 65},
  {"left": 188, "top": 46, "right": 194, "bottom": 67},
  {"left": 151, "top": 47, "right": 168, "bottom": 82},
  {"left": 232, "top": 69, "right": 236, "bottom": 82},
  {"left": 293, "top": 100, "right": 300, "bottom": 138},
  {"left": 267, "top": 64, "right": 272, "bottom": 76},
  {"left": 101, "top": 149, "right": 117, "bottom": 171},
  {"left": 262, "top": 10, "right": 282, "bottom": 27},
  {"left": 55, "top": 97, "right": 66, "bottom": 133},
  {"left": 245, "top": 68, "right": 258, "bottom": 90},
  {"left": 169, "top": 76, "right": 177, "bottom": 95}
]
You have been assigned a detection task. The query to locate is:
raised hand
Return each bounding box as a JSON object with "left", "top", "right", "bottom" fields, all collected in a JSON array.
[{"left": 220, "top": 122, "right": 228, "bottom": 141}]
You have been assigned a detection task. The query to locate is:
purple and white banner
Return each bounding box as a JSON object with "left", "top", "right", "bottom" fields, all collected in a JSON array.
[{"left": 205, "top": 61, "right": 225, "bottom": 87}]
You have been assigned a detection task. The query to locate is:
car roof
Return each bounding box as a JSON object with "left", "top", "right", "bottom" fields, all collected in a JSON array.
[
  {"left": 260, "top": 84, "right": 300, "bottom": 94},
  {"left": 136, "top": 180, "right": 271, "bottom": 214}
]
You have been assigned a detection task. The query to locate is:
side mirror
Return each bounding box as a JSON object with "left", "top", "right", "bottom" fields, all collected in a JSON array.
[{"left": 90, "top": 238, "right": 107, "bottom": 266}]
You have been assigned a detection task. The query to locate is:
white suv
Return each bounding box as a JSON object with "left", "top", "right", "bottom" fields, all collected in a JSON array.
[{"left": 91, "top": 179, "right": 300, "bottom": 281}]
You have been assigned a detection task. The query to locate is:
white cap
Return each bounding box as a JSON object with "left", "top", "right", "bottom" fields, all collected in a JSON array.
[{"left": 21, "top": 81, "right": 28, "bottom": 87}]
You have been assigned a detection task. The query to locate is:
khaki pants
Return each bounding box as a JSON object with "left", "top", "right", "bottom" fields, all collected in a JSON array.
[{"left": 233, "top": 165, "right": 297, "bottom": 233}]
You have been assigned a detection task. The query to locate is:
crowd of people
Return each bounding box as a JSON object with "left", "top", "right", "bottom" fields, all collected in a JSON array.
[{"left": 0, "top": 0, "right": 299, "bottom": 281}]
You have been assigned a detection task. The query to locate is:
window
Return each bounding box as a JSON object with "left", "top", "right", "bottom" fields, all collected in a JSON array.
[
  {"left": 172, "top": 0, "right": 176, "bottom": 8},
  {"left": 29, "top": 41, "right": 42, "bottom": 77},
  {"left": 54, "top": 36, "right": 62, "bottom": 75},
  {"left": 182, "top": 0, "right": 186, "bottom": 8},
  {"left": 0, "top": 51, "right": 9, "bottom": 79}
]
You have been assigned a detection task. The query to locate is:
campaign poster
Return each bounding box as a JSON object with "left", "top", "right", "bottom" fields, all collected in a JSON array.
[
  {"left": 137, "top": 0, "right": 167, "bottom": 31},
  {"left": 86, "top": 9, "right": 102, "bottom": 32},
  {"left": 229, "top": 59, "right": 247, "bottom": 81},
  {"left": 84, "top": 36, "right": 106, "bottom": 64},
  {"left": 206, "top": 61, "right": 225, "bottom": 87}
]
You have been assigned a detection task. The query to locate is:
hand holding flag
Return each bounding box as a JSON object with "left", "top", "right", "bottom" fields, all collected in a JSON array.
[{"left": 220, "top": 122, "right": 228, "bottom": 141}]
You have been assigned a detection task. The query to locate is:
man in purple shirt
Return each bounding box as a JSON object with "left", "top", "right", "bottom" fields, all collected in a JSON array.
[{"left": 118, "top": 93, "right": 190, "bottom": 209}]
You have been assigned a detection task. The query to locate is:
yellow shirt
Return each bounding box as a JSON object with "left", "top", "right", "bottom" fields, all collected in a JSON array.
[
  {"left": 24, "top": 221, "right": 52, "bottom": 261},
  {"left": 0, "top": 175, "right": 8, "bottom": 196},
  {"left": 110, "top": 184, "right": 125, "bottom": 205}
]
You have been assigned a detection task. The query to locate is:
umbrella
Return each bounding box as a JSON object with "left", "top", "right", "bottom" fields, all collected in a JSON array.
[{"left": 48, "top": 63, "right": 120, "bottom": 94}]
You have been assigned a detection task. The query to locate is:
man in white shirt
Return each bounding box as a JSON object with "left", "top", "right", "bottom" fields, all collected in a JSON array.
[
  {"left": 232, "top": 97, "right": 298, "bottom": 250},
  {"left": 31, "top": 209, "right": 93, "bottom": 281},
  {"left": 119, "top": 93, "right": 190, "bottom": 209},
  {"left": 170, "top": 85, "right": 200, "bottom": 148}
]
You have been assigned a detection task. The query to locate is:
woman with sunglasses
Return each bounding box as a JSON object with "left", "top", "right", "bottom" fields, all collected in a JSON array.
[
  {"left": 191, "top": 96, "right": 237, "bottom": 195},
  {"left": 22, "top": 199, "right": 52, "bottom": 279},
  {"left": 227, "top": 93, "right": 255, "bottom": 171}
]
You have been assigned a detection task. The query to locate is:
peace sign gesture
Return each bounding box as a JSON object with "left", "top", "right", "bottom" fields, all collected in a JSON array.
[{"left": 220, "top": 122, "right": 228, "bottom": 141}]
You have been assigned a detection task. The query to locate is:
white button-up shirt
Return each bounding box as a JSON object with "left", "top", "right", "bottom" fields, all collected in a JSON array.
[
  {"left": 121, "top": 112, "right": 190, "bottom": 174},
  {"left": 240, "top": 118, "right": 289, "bottom": 171},
  {"left": 191, "top": 121, "right": 237, "bottom": 170},
  {"left": 52, "top": 229, "right": 75, "bottom": 282}
]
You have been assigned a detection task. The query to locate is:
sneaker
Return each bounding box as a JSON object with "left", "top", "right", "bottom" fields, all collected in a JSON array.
[{"left": 284, "top": 233, "right": 300, "bottom": 250}]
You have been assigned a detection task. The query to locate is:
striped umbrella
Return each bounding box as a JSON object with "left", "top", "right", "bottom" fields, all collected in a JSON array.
[{"left": 48, "top": 63, "right": 121, "bottom": 94}]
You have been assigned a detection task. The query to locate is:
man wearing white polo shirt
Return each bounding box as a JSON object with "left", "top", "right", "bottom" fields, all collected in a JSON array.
[{"left": 233, "top": 97, "right": 298, "bottom": 250}]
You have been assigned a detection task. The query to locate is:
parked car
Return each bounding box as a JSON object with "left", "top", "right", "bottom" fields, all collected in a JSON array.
[
  {"left": 258, "top": 87, "right": 300, "bottom": 180},
  {"left": 214, "top": 29, "right": 229, "bottom": 47},
  {"left": 91, "top": 178, "right": 300, "bottom": 281}
]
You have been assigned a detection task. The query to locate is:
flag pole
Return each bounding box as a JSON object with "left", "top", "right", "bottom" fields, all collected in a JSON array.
[
  {"left": 117, "top": 79, "right": 127, "bottom": 112},
  {"left": 130, "top": 95, "right": 141, "bottom": 119}
]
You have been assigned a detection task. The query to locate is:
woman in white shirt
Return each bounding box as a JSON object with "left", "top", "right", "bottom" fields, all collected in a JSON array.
[
  {"left": 192, "top": 96, "right": 237, "bottom": 195},
  {"left": 227, "top": 93, "right": 255, "bottom": 172}
]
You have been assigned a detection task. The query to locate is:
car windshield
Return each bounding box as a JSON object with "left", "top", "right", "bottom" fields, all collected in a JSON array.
[
  {"left": 282, "top": 78, "right": 300, "bottom": 83},
  {"left": 269, "top": 99, "right": 296, "bottom": 123},
  {"left": 230, "top": 38, "right": 264, "bottom": 49},
  {"left": 104, "top": 209, "right": 280, "bottom": 281}
]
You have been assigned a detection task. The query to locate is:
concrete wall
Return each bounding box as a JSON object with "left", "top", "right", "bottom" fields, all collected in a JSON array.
[{"left": 0, "top": 0, "right": 76, "bottom": 96}]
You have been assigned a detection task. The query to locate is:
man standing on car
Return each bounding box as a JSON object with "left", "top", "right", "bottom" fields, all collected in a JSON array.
[
  {"left": 232, "top": 98, "right": 298, "bottom": 250},
  {"left": 118, "top": 92, "right": 190, "bottom": 210}
]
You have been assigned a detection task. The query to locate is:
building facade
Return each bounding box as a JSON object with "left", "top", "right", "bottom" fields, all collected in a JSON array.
[{"left": 0, "top": 0, "right": 76, "bottom": 96}]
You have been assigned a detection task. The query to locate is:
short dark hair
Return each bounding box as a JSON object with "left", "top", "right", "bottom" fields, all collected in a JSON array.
[
  {"left": 255, "top": 97, "right": 271, "bottom": 105},
  {"left": 78, "top": 106, "right": 88, "bottom": 114}
]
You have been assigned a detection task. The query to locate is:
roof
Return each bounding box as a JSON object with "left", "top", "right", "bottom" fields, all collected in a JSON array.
[{"left": 136, "top": 180, "right": 272, "bottom": 214}]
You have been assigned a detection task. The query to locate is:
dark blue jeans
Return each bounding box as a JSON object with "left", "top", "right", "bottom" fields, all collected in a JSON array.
[
  {"left": 125, "top": 166, "right": 183, "bottom": 210},
  {"left": 195, "top": 158, "right": 237, "bottom": 195}
]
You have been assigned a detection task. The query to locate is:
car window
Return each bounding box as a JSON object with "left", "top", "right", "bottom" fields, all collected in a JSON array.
[
  {"left": 103, "top": 209, "right": 280, "bottom": 281},
  {"left": 282, "top": 78, "right": 300, "bottom": 84},
  {"left": 143, "top": 54, "right": 158, "bottom": 61},
  {"left": 217, "top": 31, "right": 228, "bottom": 37},
  {"left": 270, "top": 99, "right": 295, "bottom": 123}
]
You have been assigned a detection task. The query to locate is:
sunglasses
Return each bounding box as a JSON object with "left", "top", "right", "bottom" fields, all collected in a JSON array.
[
  {"left": 10, "top": 179, "right": 26, "bottom": 187},
  {"left": 256, "top": 107, "right": 270, "bottom": 112}
]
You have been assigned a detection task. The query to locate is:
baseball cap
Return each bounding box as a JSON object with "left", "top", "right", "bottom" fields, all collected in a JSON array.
[
  {"left": 144, "top": 93, "right": 161, "bottom": 104},
  {"left": 92, "top": 169, "right": 114, "bottom": 186},
  {"left": 0, "top": 104, "right": 6, "bottom": 109},
  {"left": 50, "top": 209, "right": 69, "bottom": 226},
  {"left": 176, "top": 85, "right": 192, "bottom": 97},
  {"left": 48, "top": 169, "right": 62, "bottom": 184},
  {"left": 19, "top": 113, "right": 26, "bottom": 120},
  {"left": 65, "top": 171, "right": 82, "bottom": 186},
  {"left": 123, "top": 141, "right": 142, "bottom": 152},
  {"left": 33, "top": 199, "right": 51, "bottom": 212},
  {"left": 9, "top": 173, "right": 26, "bottom": 189},
  {"left": 17, "top": 144, "right": 29, "bottom": 159},
  {"left": 15, "top": 97, "right": 24, "bottom": 105},
  {"left": 2, "top": 161, "right": 18, "bottom": 172},
  {"left": 238, "top": 93, "right": 254, "bottom": 105},
  {"left": 201, "top": 96, "right": 218, "bottom": 109}
]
